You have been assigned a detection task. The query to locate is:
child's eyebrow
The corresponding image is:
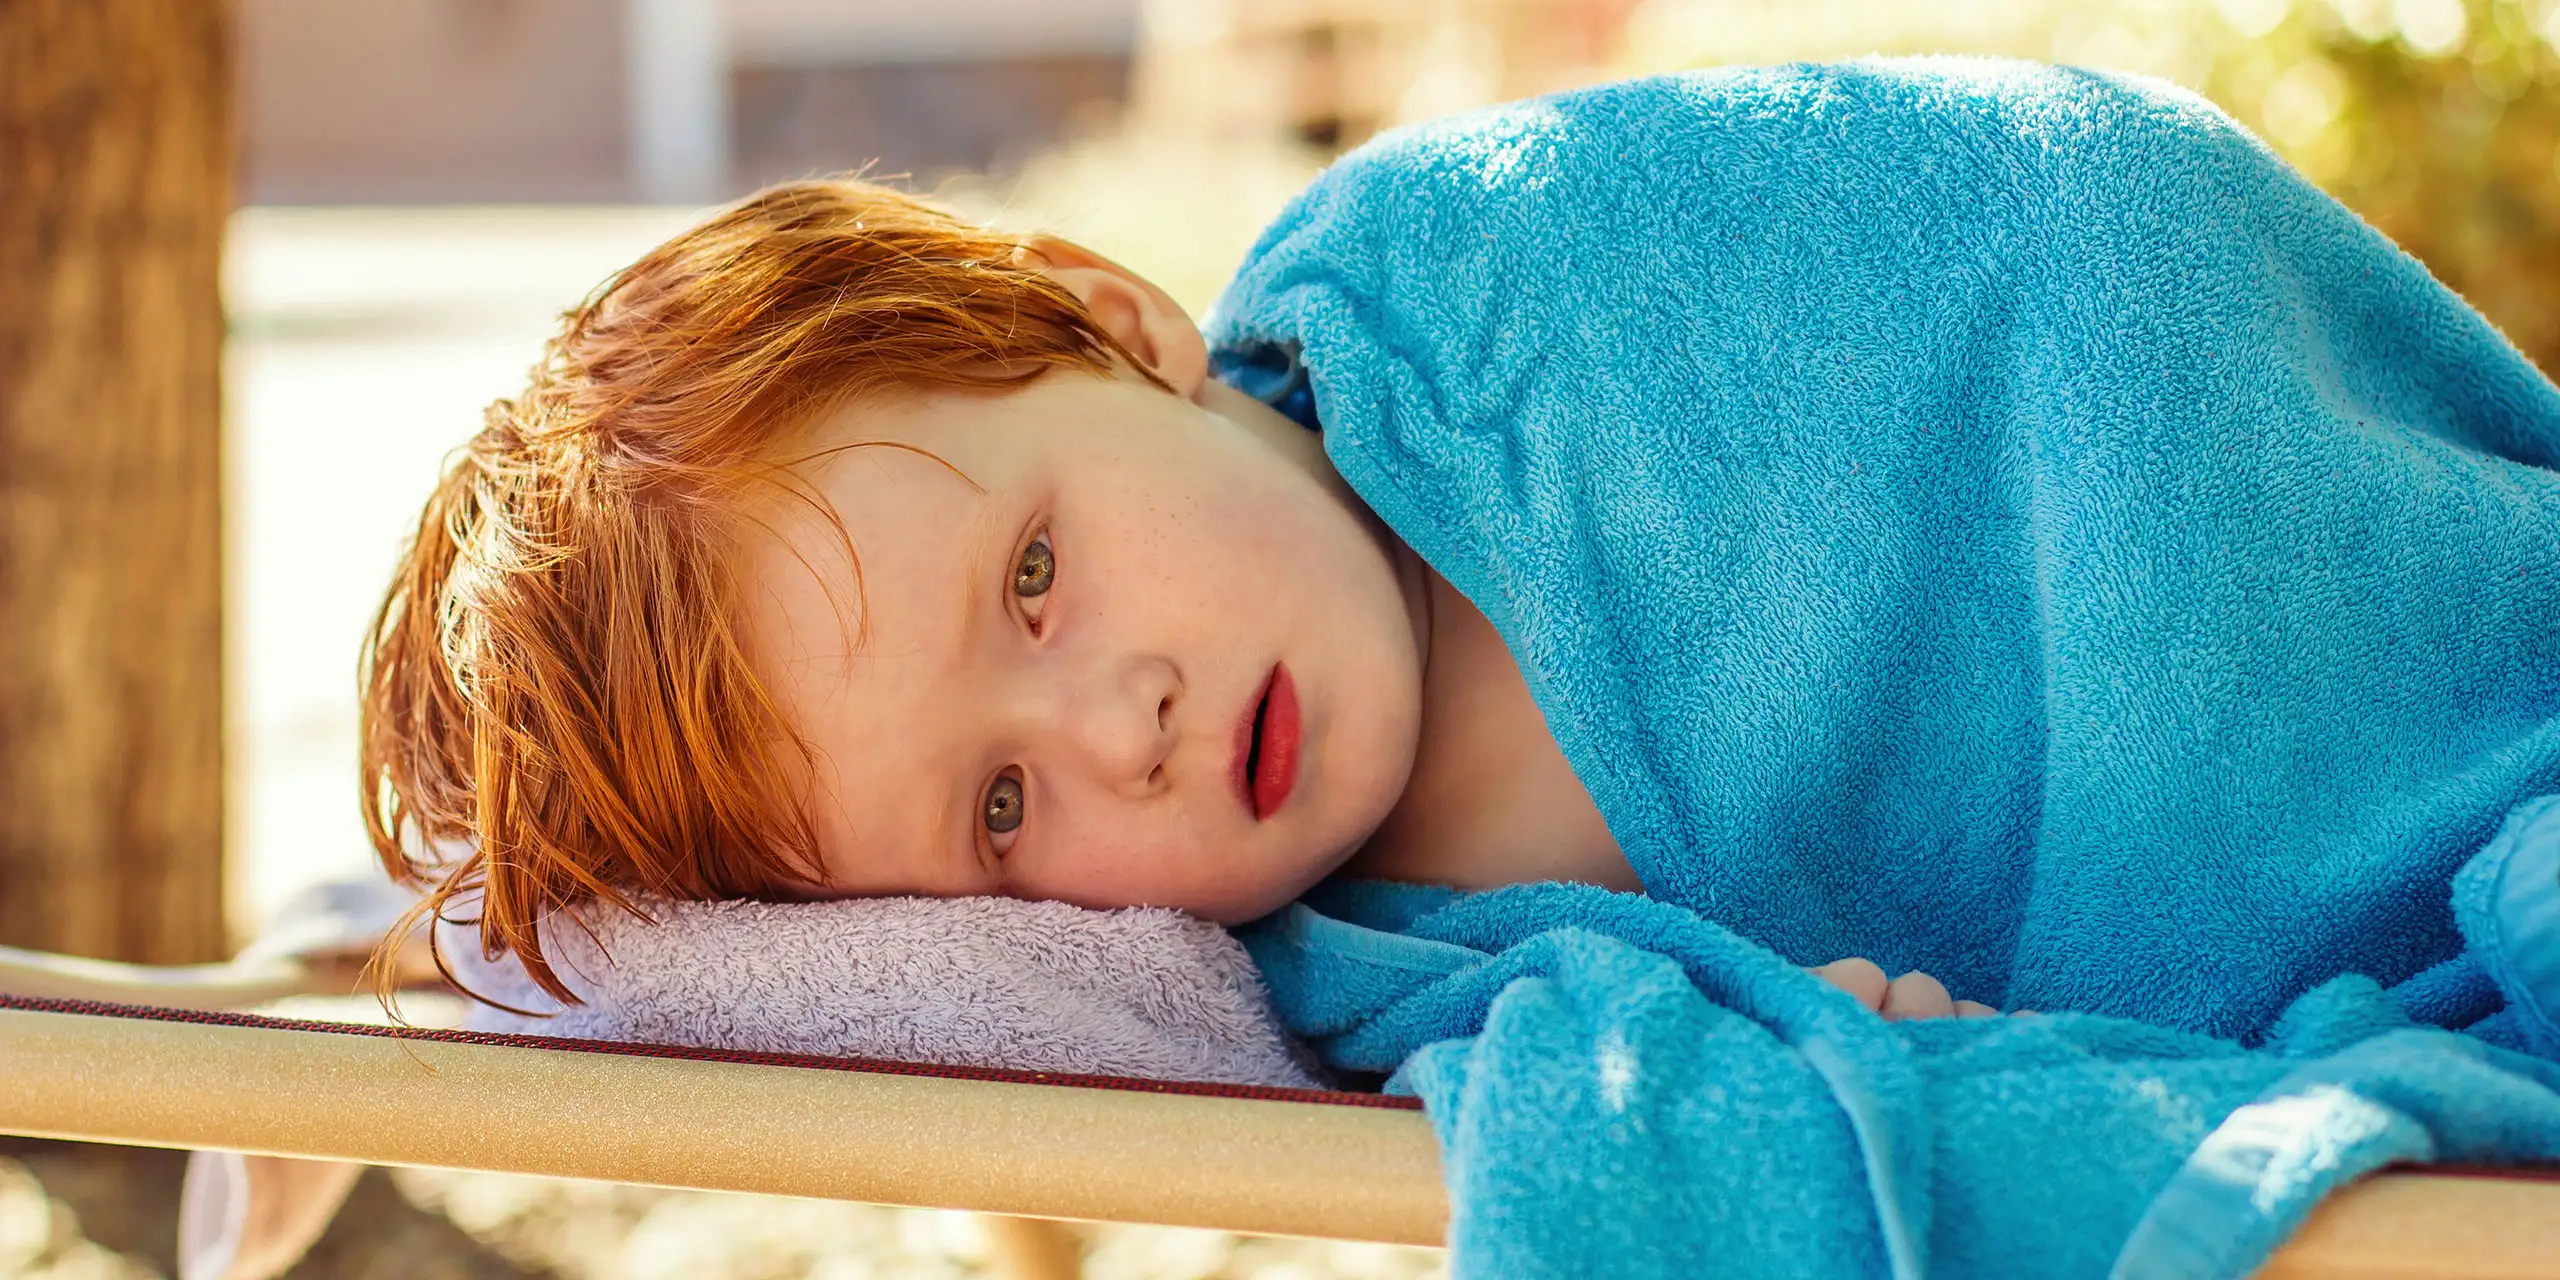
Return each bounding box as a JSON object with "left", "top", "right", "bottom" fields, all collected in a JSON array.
[{"left": 949, "top": 485, "right": 1009, "bottom": 656}]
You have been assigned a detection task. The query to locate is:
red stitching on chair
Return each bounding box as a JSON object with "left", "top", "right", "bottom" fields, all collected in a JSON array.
[{"left": 0, "top": 991, "right": 1423, "bottom": 1109}]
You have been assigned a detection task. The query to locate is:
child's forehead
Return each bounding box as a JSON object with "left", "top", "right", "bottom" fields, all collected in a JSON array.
[
  {"left": 729, "top": 470, "right": 982, "bottom": 681},
  {"left": 739, "top": 440, "right": 988, "bottom": 586},
  {"left": 787, "top": 371, "right": 1207, "bottom": 485}
]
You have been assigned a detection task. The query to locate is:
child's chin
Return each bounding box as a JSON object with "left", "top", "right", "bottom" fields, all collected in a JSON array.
[{"left": 1187, "top": 873, "right": 1316, "bottom": 926}]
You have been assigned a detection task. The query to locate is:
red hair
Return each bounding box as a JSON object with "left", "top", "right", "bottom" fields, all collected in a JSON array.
[{"left": 361, "top": 178, "right": 1159, "bottom": 1006}]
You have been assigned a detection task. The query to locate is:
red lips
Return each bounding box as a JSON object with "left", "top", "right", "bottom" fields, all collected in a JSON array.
[{"left": 1233, "top": 663, "right": 1302, "bottom": 821}]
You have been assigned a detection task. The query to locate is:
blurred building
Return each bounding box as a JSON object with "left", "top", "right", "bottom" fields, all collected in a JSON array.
[
  {"left": 1128, "top": 0, "right": 1642, "bottom": 154},
  {"left": 239, "top": 0, "right": 1140, "bottom": 203}
]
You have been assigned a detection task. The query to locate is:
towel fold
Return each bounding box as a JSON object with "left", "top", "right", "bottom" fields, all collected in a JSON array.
[
  {"left": 2451, "top": 795, "right": 2560, "bottom": 1057},
  {"left": 1239, "top": 877, "right": 2560, "bottom": 1280}
]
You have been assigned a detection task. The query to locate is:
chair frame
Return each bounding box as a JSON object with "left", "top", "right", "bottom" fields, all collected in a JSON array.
[{"left": 3, "top": 970, "right": 2558, "bottom": 1275}]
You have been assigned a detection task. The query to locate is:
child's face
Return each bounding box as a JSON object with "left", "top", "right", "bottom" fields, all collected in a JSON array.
[{"left": 736, "top": 366, "right": 1430, "bottom": 923}]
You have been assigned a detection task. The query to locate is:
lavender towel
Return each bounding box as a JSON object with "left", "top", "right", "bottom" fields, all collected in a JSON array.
[{"left": 441, "top": 894, "right": 1325, "bottom": 1089}]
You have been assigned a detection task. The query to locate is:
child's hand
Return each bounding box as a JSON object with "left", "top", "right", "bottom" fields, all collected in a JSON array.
[{"left": 1810, "top": 957, "right": 2005, "bottom": 1020}]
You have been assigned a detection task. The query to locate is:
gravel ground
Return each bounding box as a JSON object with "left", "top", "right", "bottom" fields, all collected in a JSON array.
[
  {"left": 0, "top": 1141, "right": 1445, "bottom": 1280},
  {"left": 0, "top": 1156, "right": 157, "bottom": 1280},
  {"left": 386, "top": 1166, "right": 1447, "bottom": 1280}
]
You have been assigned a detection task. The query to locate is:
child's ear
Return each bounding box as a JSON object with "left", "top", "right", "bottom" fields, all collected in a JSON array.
[{"left": 1024, "top": 236, "right": 1210, "bottom": 399}]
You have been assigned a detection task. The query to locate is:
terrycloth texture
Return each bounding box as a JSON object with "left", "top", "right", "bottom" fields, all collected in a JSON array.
[
  {"left": 1239, "top": 879, "right": 2560, "bottom": 1280},
  {"left": 444, "top": 894, "right": 1323, "bottom": 1088},
  {"left": 1205, "top": 58, "right": 2560, "bottom": 1041}
]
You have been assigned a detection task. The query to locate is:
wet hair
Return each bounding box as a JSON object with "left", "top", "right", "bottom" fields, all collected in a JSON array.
[{"left": 360, "top": 178, "right": 1161, "bottom": 1007}]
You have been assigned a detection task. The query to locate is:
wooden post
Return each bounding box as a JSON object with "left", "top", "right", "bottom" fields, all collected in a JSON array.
[{"left": 0, "top": 0, "right": 231, "bottom": 963}]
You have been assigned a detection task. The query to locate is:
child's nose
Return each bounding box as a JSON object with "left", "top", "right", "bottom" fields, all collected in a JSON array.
[{"left": 1053, "top": 653, "right": 1178, "bottom": 794}]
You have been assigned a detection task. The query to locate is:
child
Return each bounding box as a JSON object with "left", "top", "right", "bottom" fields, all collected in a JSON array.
[
  {"left": 360, "top": 177, "right": 1970, "bottom": 1019},
  {"left": 365, "top": 59, "right": 2560, "bottom": 1046}
]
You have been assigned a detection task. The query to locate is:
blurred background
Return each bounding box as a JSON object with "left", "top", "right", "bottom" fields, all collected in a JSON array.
[{"left": 7, "top": 0, "right": 2558, "bottom": 1276}]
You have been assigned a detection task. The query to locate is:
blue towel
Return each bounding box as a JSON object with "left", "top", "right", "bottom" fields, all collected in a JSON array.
[
  {"left": 1204, "top": 56, "right": 2560, "bottom": 1279},
  {"left": 1239, "top": 881, "right": 2560, "bottom": 1279},
  {"left": 1204, "top": 57, "right": 2560, "bottom": 1042}
]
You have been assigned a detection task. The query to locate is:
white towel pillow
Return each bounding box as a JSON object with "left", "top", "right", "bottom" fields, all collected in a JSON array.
[{"left": 439, "top": 893, "right": 1324, "bottom": 1089}]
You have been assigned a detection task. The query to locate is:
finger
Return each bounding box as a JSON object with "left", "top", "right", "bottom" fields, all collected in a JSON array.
[
  {"left": 1881, "top": 970, "right": 1954, "bottom": 1021},
  {"left": 1811, "top": 958, "right": 1889, "bottom": 1011},
  {"left": 1952, "top": 1000, "right": 2001, "bottom": 1019}
]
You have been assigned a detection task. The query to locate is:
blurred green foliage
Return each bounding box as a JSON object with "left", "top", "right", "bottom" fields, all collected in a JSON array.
[{"left": 1622, "top": 0, "right": 2560, "bottom": 375}]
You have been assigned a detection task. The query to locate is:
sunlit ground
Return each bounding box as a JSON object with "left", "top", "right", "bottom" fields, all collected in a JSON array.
[{"left": 0, "top": 1137, "right": 1448, "bottom": 1279}]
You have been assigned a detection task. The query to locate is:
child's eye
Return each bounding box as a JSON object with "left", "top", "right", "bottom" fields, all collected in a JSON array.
[
  {"left": 983, "top": 771, "right": 1025, "bottom": 853},
  {"left": 1012, "top": 533, "right": 1053, "bottom": 597},
  {"left": 1011, "top": 532, "right": 1054, "bottom": 629}
]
